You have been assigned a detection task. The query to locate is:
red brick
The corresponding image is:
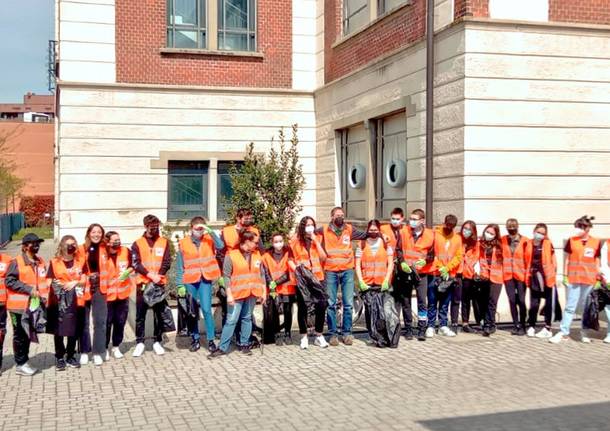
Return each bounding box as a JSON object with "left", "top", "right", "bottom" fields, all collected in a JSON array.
[{"left": 549, "top": 0, "right": 610, "bottom": 25}]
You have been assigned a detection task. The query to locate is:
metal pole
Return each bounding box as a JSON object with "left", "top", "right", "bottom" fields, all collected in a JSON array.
[{"left": 425, "top": 0, "right": 435, "bottom": 227}]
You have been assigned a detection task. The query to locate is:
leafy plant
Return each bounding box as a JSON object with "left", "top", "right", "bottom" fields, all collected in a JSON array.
[{"left": 19, "top": 195, "right": 54, "bottom": 227}]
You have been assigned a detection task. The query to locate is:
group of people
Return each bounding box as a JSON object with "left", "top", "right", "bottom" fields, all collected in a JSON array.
[{"left": 1, "top": 207, "right": 609, "bottom": 375}]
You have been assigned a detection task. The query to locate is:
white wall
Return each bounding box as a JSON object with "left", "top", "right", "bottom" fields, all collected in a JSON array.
[
  {"left": 488, "top": 0, "right": 549, "bottom": 22},
  {"left": 58, "top": 0, "right": 116, "bottom": 83},
  {"left": 292, "top": 0, "right": 318, "bottom": 91}
]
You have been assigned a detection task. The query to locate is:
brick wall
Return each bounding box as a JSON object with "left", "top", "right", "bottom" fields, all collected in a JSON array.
[
  {"left": 549, "top": 0, "right": 610, "bottom": 25},
  {"left": 115, "top": 0, "right": 292, "bottom": 88},
  {"left": 325, "top": 0, "right": 426, "bottom": 83},
  {"left": 454, "top": 0, "right": 489, "bottom": 20}
]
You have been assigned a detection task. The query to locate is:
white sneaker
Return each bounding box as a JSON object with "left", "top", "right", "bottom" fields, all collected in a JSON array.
[
  {"left": 300, "top": 336, "right": 309, "bottom": 350},
  {"left": 93, "top": 355, "right": 103, "bottom": 366},
  {"left": 132, "top": 343, "right": 145, "bottom": 357},
  {"left": 581, "top": 336, "right": 592, "bottom": 344},
  {"left": 15, "top": 362, "right": 37, "bottom": 376},
  {"left": 549, "top": 332, "right": 567, "bottom": 344},
  {"left": 79, "top": 353, "right": 89, "bottom": 365},
  {"left": 526, "top": 327, "right": 536, "bottom": 337},
  {"left": 603, "top": 335, "right": 610, "bottom": 344},
  {"left": 104, "top": 350, "right": 110, "bottom": 361},
  {"left": 535, "top": 328, "right": 553, "bottom": 339},
  {"left": 112, "top": 347, "right": 124, "bottom": 359},
  {"left": 314, "top": 335, "right": 328, "bottom": 348},
  {"left": 425, "top": 327, "right": 435, "bottom": 338},
  {"left": 439, "top": 326, "right": 456, "bottom": 337},
  {"left": 152, "top": 342, "right": 165, "bottom": 355}
]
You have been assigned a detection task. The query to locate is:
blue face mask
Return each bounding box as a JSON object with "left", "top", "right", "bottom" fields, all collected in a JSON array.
[
  {"left": 534, "top": 232, "right": 545, "bottom": 241},
  {"left": 409, "top": 220, "right": 420, "bottom": 229},
  {"left": 462, "top": 228, "right": 472, "bottom": 239},
  {"left": 390, "top": 219, "right": 402, "bottom": 227}
]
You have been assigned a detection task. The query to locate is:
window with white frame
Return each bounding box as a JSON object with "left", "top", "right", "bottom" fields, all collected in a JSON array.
[
  {"left": 218, "top": 0, "right": 257, "bottom": 51},
  {"left": 343, "top": 0, "right": 369, "bottom": 35}
]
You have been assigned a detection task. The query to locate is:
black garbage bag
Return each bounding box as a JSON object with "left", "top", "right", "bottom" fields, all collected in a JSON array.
[
  {"left": 178, "top": 293, "right": 200, "bottom": 320},
  {"left": 295, "top": 265, "right": 328, "bottom": 305},
  {"left": 55, "top": 288, "right": 78, "bottom": 337},
  {"left": 598, "top": 287, "right": 610, "bottom": 311},
  {"left": 436, "top": 277, "right": 455, "bottom": 294},
  {"left": 21, "top": 299, "right": 47, "bottom": 343},
  {"left": 364, "top": 289, "right": 400, "bottom": 348},
  {"left": 583, "top": 289, "right": 600, "bottom": 331},
  {"left": 143, "top": 283, "right": 167, "bottom": 307},
  {"left": 158, "top": 301, "right": 176, "bottom": 333},
  {"left": 262, "top": 296, "right": 280, "bottom": 344}
]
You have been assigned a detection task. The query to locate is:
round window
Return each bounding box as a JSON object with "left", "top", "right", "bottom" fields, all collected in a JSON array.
[
  {"left": 348, "top": 163, "right": 366, "bottom": 189},
  {"left": 385, "top": 159, "right": 406, "bottom": 188}
]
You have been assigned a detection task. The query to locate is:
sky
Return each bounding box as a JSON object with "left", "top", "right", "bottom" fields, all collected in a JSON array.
[{"left": 0, "top": 0, "right": 55, "bottom": 102}]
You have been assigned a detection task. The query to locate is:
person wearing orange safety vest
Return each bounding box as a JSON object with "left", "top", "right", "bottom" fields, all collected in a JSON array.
[
  {"left": 47, "top": 235, "right": 87, "bottom": 371},
  {"left": 291, "top": 216, "right": 329, "bottom": 350},
  {"left": 0, "top": 251, "right": 12, "bottom": 375},
  {"left": 501, "top": 218, "right": 531, "bottom": 336},
  {"left": 4, "top": 233, "right": 47, "bottom": 376},
  {"left": 104, "top": 231, "right": 134, "bottom": 360},
  {"left": 318, "top": 207, "right": 367, "bottom": 347},
  {"left": 355, "top": 220, "right": 394, "bottom": 342},
  {"left": 550, "top": 215, "right": 603, "bottom": 344},
  {"left": 457, "top": 220, "right": 482, "bottom": 333},
  {"left": 131, "top": 214, "right": 171, "bottom": 357},
  {"left": 176, "top": 216, "right": 224, "bottom": 353},
  {"left": 478, "top": 224, "right": 504, "bottom": 337},
  {"left": 262, "top": 233, "right": 297, "bottom": 346},
  {"left": 524, "top": 223, "right": 557, "bottom": 339},
  {"left": 208, "top": 230, "right": 266, "bottom": 358},
  {"left": 427, "top": 215, "right": 462, "bottom": 338}
]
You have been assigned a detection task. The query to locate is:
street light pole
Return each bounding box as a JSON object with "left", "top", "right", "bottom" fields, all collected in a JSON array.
[{"left": 425, "top": 0, "right": 435, "bottom": 227}]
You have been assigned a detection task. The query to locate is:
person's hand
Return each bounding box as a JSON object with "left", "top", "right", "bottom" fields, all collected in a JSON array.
[
  {"left": 415, "top": 259, "right": 426, "bottom": 268},
  {"left": 594, "top": 281, "right": 602, "bottom": 290},
  {"left": 269, "top": 281, "right": 277, "bottom": 290},
  {"left": 217, "top": 277, "right": 225, "bottom": 288},
  {"left": 227, "top": 292, "right": 235, "bottom": 306},
  {"left": 400, "top": 262, "right": 412, "bottom": 273},
  {"left": 358, "top": 280, "right": 369, "bottom": 292},
  {"left": 65, "top": 281, "right": 77, "bottom": 291},
  {"left": 30, "top": 286, "right": 39, "bottom": 298},
  {"left": 439, "top": 267, "right": 449, "bottom": 281},
  {"left": 149, "top": 273, "right": 161, "bottom": 284},
  {"left": 119, "top": 269, "right": 131, "bottom": 281},
  {"left": 381, "top": 280, "right": 390, "bottom": 292},
  {"left": 203, "top": 225, "right": 214, "bottom": 235},
  {"left": 177, "top": 285, "right": 187, "bottom": 297},
  {"left": 563, "top": 275, "right": 569, "bottom": 286},
  {"left": 269, "top": 288, "right": 277, "bottom": 300}
]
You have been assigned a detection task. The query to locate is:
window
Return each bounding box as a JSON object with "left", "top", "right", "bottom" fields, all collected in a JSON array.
[
  {"left": 218, "top": 0, "right": 256, "bottom": 51},
  {"left": 168, "top": 161, "right": 209, "bottom": 220},
  {"left": 167, "top": 0, "right": 207, "bottom": 49},
  {"left": 377, "top": 0, "right": 409, "bottom": 16},
  {"left": 217, "top": 161, "right": 244, "bottom": 220},
  {"left": 340, "top": 125, "right": 369, "bottom": 220},
  {"left": 343, "top": 0, "right": 369, "bottom": 35}
]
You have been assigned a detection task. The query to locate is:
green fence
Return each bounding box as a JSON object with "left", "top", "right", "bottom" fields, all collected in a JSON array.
[{"left": 0, "top": 213, "right": 25, "bottom": 246}]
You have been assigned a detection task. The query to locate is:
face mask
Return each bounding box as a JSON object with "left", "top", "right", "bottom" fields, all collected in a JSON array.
[
  {"left": 147, "top": 227, "right": 160, "bottom": 237},
  {"left": 368, "top": 232, "right": 380, "bottom": 239},
  {"left": 573, "top": 227, "right": 585, "bottom": 237},
  {"left": 390, "top": 219, "right": 401, "bottom": 227},
  {"left": 409, "top": 220, "right": 420, "bottom": 229},
  {"left": 507, "top": 228, "right": 518, "bottom": 236},
  {"left": 242, "top": 219, "right": 254, "bottom": 227},
  {"left": 111, "top": 241, "right": 121, "bottom": 249},
  {"left": 192, "top": 229, "right": 204, "bottom": 239},
  {"left": 273, "top": 241, "right": 284, "bottom": 251},
  {"left": 305, "top": 225, "right": 315, "bottom": 235},
  {"left": 66, "top": 244, "right": 77, "bottom": 255},
  {"left": 484, "top": 232, "right": 495, "bottom": 242},
  {"left": 443, "top": 226, "right": 454, "bottom": 235},
  {"left": 334, "top": 217, "right": 344, "bottom": 227},
  {"left": 462, "top": 228, "right": 472, "bottom": 239},
  {"left": 29, "top": 244, "right": 40, "bottom": 254},
  {"left": 534, "top": 232, "right": 545, "bottom": 241}
]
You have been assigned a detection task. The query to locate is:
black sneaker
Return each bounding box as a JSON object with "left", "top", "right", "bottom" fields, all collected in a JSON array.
[
  {"left": 275, "top": 334, "right": 284, "bottom": 346},
  {"left": 66, "top": 357, "right": 81, "bottom": 369},
  {"left": 284, "top": 333, "right": 293, "bottom": 345},
  {"left": 462, "top": 324, "right": 475, "bottom": 333},
  {"left": 207, "top": 349, "right": 226, "bottom": 360},
  {"left": 56, "top": 358, "right": 66, "bottom": 371},
  {"left": 511, "top": 326, "right": 524, "bottom": 336},
  {"left": 208, "top": 341, "right": 218, "bottom": 353},
  {"left": 241, "top": 346, "right": 253, "bottom": 356},
  {"left": 189, "top": 341, "right": 201, "bottom": 352},
  {"left": 404, "top": 326, "right": 414, "bottom": 341},
  {"left": 451, "top": 324, "right": 459, "bottom": 334},
  {"left": 482, "top": 328, "right": 491, "bottom": 337},
  {"left": 417, "top": 326, "right": 426, "bottom": 342}
]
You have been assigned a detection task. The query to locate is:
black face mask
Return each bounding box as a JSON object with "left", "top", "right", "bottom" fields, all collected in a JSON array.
[
  {"left": 507, "top": 228, "right": 518, "bottom": 236},
  {"left": 334, "top": 217, "right": 344, "bottom": 227},
  {"left": 242, "top": 220, "right": 254, "bottom": 227},
  {"left": 29, "top": 244, "right": 40, "bottom": 255},
  {"left": 443, "top": 227, "right": 454, "bottom": 235},
  {"left": 147, "top": 227, "right": 160, "bottom": 238},
  {"left": 368, "top": 232, "right": 380, "bottom": 239},
  {"left": 66, "top": 244, "right": 77, "bottom": 255},
  {"left": 111, "top": 241, "right": 121, "bottom": 249}
]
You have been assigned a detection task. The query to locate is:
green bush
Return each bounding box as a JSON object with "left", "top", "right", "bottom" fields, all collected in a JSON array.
[{"left": 12, "top": 226, "right": 54, "bottom": 241}]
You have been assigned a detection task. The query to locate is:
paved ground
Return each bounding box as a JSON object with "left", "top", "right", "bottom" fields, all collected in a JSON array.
[{"left": 1, "top": 319, "right": 609, "bottom": 431}]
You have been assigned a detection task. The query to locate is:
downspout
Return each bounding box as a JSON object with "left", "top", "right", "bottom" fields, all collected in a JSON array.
[{"left": 425, "top": 0, "right": 434, "bottom": 227}]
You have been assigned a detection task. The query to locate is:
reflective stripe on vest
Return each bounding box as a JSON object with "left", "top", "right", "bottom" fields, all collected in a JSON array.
[
  {"left": 322, "top": 224, "right": 354, "bottom": 271},
  {"left": 262, "top": 252, "right": 296, "bottom": 295},
  {"left": 567, "top": 237, "right": 600, "bottom": 286},
  {"left": 434, "top": 233, "right": 462, "bottom": 277},
  {"left": 479, "top": 247, "right": 503, "bottom": 284},
  {"left": 106, "top": 247, "right": 133, "bottom": 302},
  {"left": 402, "top": 228, "right": 435, "bottom": 274},
  {"left": 135, "top": 237, "right": 168, "bottom": 284},
  {"left": 290, "top": 236, "right": 325, "bottom": 281},
  {"left": 179, "top": 237, "right": 221, "bottom": 284},
  {"left": 461, "top": 243, "right": 479, "bottom": 280},
  {"left": 228, "top": 250, "right": 264, "bottom": 300},
  {"left": 360, "top": 242, "right": 388, "bottom": 286},
  {"left": 0, "top": 254, "right": 11, "bottom": 304},
  {"left": 7, "top": 255, "right": 47, "bottom": 312},
  {"left": 501, "top": 236, "right": 529, "bottom": 282}
]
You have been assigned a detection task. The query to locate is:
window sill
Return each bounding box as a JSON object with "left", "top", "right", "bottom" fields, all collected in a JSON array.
[{"left": 160, "top": 47, "right": 264, "bottom": 58}]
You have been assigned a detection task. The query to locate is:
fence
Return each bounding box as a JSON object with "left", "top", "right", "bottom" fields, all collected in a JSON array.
[{"left": 0, "top": 213, "right": 25, "bottom": 246}]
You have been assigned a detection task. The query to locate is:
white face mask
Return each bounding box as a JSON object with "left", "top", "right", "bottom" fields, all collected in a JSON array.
[
  {"left": 484, "top": 232, "right": 495, "bottom": 242},
  {"left": 305, "top": 225, "right": 315, "bottom": 235},
  {"left": 192, "top": 230, "right": 204, "bottom": 239},
  {"left": 462, "top": 228, "right": 472, "bottom": 239},
  {"left": 409, "top": 220, "right": 420, "bottom": 229},
  {"left": 534, "top": 232, "right": 545, "bottom": 242},
  {"left": 273, "top": 241, "right": 284, "bottom": 251},
  {"left": 390, "top": 219, "right": 402, "bottom": 227},
  {"left": 573, "top": 227, "right": 585, "bottom": 237}
]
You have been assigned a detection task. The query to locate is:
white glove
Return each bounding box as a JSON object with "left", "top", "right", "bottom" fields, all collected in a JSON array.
[{"left": 474, "top": 262, "right": 481, "bottom": 276}]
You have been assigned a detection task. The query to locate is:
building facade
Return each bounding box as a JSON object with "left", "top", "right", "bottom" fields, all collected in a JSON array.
[{"left": 55, "top": 0, "right": 610, "bottom": 264}]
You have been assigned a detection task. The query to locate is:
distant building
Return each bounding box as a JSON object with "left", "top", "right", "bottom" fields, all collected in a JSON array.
[{"left": 0, "top": 93, "right": 55, "bottom": 122}]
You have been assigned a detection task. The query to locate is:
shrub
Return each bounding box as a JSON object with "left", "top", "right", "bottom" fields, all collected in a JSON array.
[{"left": 20, "top": 195, "right": 54, "bottom": 227}]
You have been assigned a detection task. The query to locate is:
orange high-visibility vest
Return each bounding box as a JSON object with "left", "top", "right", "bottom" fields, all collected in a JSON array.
[
  {"left": 135, "top": 237, "right": 168, "bottom": 284},
  {"left": 479, "top": 245, "right": 503, "bottom": 285},
  {"left": 322, "top": 224, "right": 354, "bottom": 271},
  {"left": 433, "top": 232, "right": 463, "bottom": 277},
  {"left": 290, "top": 236, "right": 325, "bottom": 281},
  {"left": 50, "top": 255, "right": 87, "bottom": 305},
  {"left": 359, "top": 240, "right": 390, "bottom": 286},
  {"left": 380, "top": 224, "right": 405, "bottom": 250},
  {"left": 0, "top": 253, "right": 11, "bottom": 304},
  {"left": 566, "top": 236, "right": 600, "bottom": 286},
  {"left": 402, "top": 228, "right": 435, "bottom": 275},
  {"left": 179, "top": 236, "right": 221, "bottom": 284},
  {"left": 105, "top": 247, "right": 134, "bottom": 302},
  {"left": 460, "top": 242, "right": 480, "bottom": 280},
  {"left": 501, "top": 235, "right": 530, "bottom": 282},
  {"left": 262, "top": 251, "right": 296, "bottom": 295},
  {"left": 7, "top": 255, "right": 47, "bottom": 312},
  {"left": 525, "top": 238, "right": 556, "bottom": 288},
  {"left": 79, "top": 243, "right": 110, "bottom": 295},
  {"left": 228, "top": 249, "right": 265, "bottom": 300},
  {"left": 222, "top": 225, "right": 260, "bottom": 251}
]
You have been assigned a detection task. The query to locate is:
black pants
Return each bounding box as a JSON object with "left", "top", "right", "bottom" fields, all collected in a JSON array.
[
  {"left": 90, "top": 284, "right": 108, "bottom": 355},
  {"left": 11, "top": 312, "right": 30, "bottom": 366},
  {"left": 0, "top": 305, "right": 6, "bottom": 367},
  {"left": 76, "top": 303, "right": 91, "bottom": 353},
  {"left": 296, "top": 293, "right": 326, "bottom": 335},
  {"left": 54, "top": 335, "right": 77, "bottom": 360},
  {"left": 528, "top": 282, "right": 553, "bottom": 328},
  {"left": 450, "top": 277, "right": 463, "bottom": 325},
  {"left": 136, "top": 287, "right": 165, "bottom": 343},
  {"left": 461, "top": 278, "right": 482, "bottom": 325},
  {"left": 281, "top": 295, "right": 296, "bottom": 335},
  {"left": 106, "top": 299, "right": 129, "bottom": 348},
  {"left": 480, "top": 281, "right": 502, "bottom": 330},
  {"left": 505, "top": 279, "right": 527, "bottom": 328},
  {"left": 393, "top": 273, "right": 428, "bottom": 328}
]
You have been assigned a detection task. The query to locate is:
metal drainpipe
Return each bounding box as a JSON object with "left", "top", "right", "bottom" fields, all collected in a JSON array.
[{"left": 425, "top": 0, "right": 435, "bottom": 227}]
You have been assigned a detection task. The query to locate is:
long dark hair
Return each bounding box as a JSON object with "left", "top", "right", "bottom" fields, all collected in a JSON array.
[
  {"left": 460, "top": 220, "right": 478, "bottom": 250},
  {"left": 481, "top": 223, "right": 502, "bottom": 261},
  {"left": 84, "top": 223, "right": 105, "bottom": 249},
  {"left": 296, "top": 216, "right": 316, "bottom": 243}
]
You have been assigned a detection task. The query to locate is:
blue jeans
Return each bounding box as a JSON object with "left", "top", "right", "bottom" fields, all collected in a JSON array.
[
  {"left": 326, "top": 269, "right": 354, "bottom": 336},
  {"left": 559, "top": 283, "right": 593, "bottom": 335},
  {"left": 427, "top": 277, "right": 452, "bottom": 328},
  {"left": 186, "top": 279, "right": 215, "bottom": 343},
  {"left": 218, "top": 296, "right": 256, "bottom": 352}
]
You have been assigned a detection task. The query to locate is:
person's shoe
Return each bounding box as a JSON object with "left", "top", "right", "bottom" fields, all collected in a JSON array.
[
  {"left": 511, "top": 326, "right": 522, "bottom": 336},
  {"left": 275, "top": 334, "right": 284, "bottom": 346},
  {"left": 284, "top": 333, "right": 293, "bottom": 345},
  {"left": 178, "top": 328, "right": 189, "bottom": 337},
  {"left": 189, "top": 341, "right": 201, "bottom": 352},
  {"left": 425, "top": 327, "right": 435, "bottom": 338},
  {"left": 132, "top": 343, "right": 145, "bottom": 357},
  {"left": 417, "top": 326, "right": 426, "bottom": 341},
  {"left": 112, "top": 347, "right": 124, "bottom": 359},
  {"left": 208, "top": 341, "right": 218, "bottom": 353},
  {"left": 300, "top": 336, "right": 309, "bottom": 350},
  {"left": 439, "top": 326, "right": 456, "bottom": 337},
  {"left": 152, "top": 342, "right": 165, "bottom": 355},
  {"left": 404, "top": 326, "right": 414, "bottom": 340},
  {"left": 535, "top": 327, "right": 553, "bottom": 339},
  {"left": 104, "top": 350, "right": 110, "bottom": 361},
  {"left": 343, "top": 335, "right": 354, "bottom": 346},
  {"left": 314, "top": 335, "right": 329, "bottom": 348},
  {"left": 526, "top": 327, "right": 536, "bottom": 337},
  {"left": 56, "top": 358, "right": 66, "bottom": 371},
  {"left": 66, "top": 357, "right": 80, "bottom": 368},
  {"left": 79, "top": 353, "right": 89, "bottom": 365},
  {"left": 93, "top": 355, "right": 103, "bottom": 367},
  {"left": 15, "top": 362, "right": 37, "bottom": 376},
  {"left": 462, "top": 324, "right": 475, "bottom": 333},
  {"left": 207, "top": 349, "right": 226, "bottom": 359},
  {"left": 581, "top": 335, "right": 592, "bottom": 344},
  {"left": 329, "top": 336, "right": 339, "bottom": 347},
  {"left": 240, "top": 345, "right": 253, "bottom": 355},
  {"left": 451, "top": 324, "right": 459, "bottom": 335},
  {"left": 549, "top": 332, "right": 567, "bottom": 344},
  {"left": 490, "top": 326, "right": 497, "bottom": 334},
  {"left": 603, "top": 334, "right": 610, "bottom": 344},
  {"left": 482, "top": 328, "right": 491, "bottom": 337}
]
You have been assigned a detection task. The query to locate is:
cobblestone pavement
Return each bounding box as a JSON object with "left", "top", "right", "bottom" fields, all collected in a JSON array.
[{"left": 1, "top": 320, "right": 609, "bottom": 431}]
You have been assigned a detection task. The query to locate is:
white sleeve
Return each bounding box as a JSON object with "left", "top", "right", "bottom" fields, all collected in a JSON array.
[{"left": 601, "top": 242, "right": 610, "bottom": 281}]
